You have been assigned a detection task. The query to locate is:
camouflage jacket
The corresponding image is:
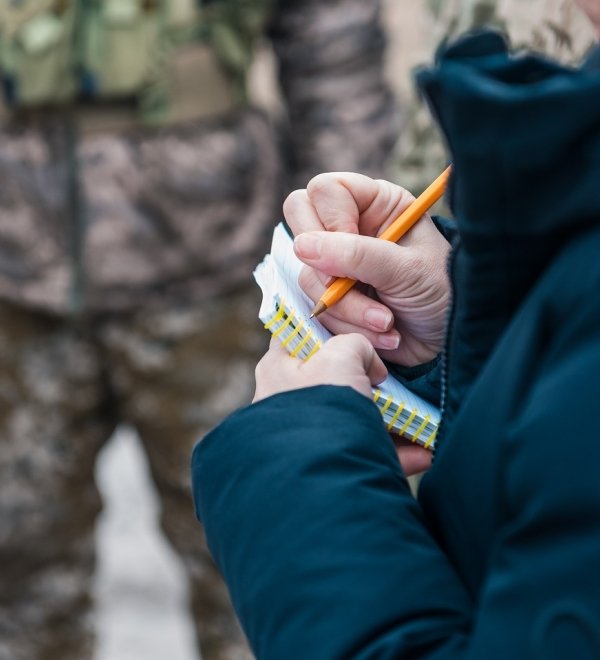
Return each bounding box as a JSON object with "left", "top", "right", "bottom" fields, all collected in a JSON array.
[
  {"left": 429, "top": 0, "right": 596, "bottom": 61},
  {"left": 394, "top": 0, "right": 598, "bottom": 194},
  {"left": 0, "top": 0, "right": 400, "bottom": 315}
]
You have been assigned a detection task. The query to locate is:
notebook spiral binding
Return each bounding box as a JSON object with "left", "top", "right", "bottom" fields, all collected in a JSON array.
[{"left": 264, "top": 296, "right": 438, "bottom": 450}]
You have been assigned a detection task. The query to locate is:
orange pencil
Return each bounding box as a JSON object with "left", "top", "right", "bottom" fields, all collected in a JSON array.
[{"left": 310, "top": 165, "right": 452, "bottom": 318}]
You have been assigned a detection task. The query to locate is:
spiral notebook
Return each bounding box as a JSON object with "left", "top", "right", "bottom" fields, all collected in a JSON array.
[{"left": 253, "top": 223, "right": 440, "bottom": 450}]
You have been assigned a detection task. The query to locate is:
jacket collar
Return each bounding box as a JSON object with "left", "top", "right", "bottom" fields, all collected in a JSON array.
[
  {"left": 583, "top": 43, "right": 600, "bottom": 71},
  {"left": 415, "top": 31, "right": 600, "bottom": 251},
  {"left": 415, "top": 32, "right": 600, "bottom": 431}
]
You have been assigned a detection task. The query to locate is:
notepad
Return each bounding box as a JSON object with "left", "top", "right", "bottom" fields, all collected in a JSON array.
[{"left": 253, "top": 223, "right": 440, "bottom": 450}]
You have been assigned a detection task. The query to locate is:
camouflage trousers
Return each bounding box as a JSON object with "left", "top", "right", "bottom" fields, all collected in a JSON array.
[{"left": 0, "top": 288, "right": 267, "bottom": 660}]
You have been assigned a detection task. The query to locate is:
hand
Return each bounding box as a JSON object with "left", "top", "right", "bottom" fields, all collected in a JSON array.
[
  {"left": 253, "top": 334, "right": 387, "bottom": 403},
  {"left": 253, "top": 336, "right": 432, "bottom": 477},
  {"left": 283, "top": 172, "right": 451, "bottom": 367},
  {"left": 575, "top": 0, "right": 600, "bottom": 36},
  {"left": 392, "top": 438, "right": 432, "bottom": 476}
]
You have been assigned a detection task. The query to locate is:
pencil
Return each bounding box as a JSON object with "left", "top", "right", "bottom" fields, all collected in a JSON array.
[{"left": 310, "top": 165, "right": 452, "bottom": 318}]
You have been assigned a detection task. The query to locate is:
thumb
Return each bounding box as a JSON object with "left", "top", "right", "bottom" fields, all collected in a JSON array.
[
  {"left": 294, "top": 231, "right": 407, "bottom": 291},
  {"left": 327, "top": 333, "right": 388, "bottom": 386}
]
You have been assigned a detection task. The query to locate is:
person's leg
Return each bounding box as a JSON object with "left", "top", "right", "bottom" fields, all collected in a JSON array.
[
  {"left": 0, "top": 304, "right": 117, "bottom": 660},
  {"left": 99, "top": 290, "right": 266, "bottom": 660}
]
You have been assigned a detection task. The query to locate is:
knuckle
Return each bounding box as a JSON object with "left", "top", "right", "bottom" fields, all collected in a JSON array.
[
  {"left": 306, "top": 172, "right": 336, "bottom": 199},
  {"left": 325, "top": 334, "right": 350, "bottom": 356},
  {"left": 307, "top": 174, "right": 355, "bottom": 232},
  {"left": 340, "top": 235, "right": 366, "bottom": 270},
  {"left": 351, "top": 332, "right": 372, "bottom": 353},
  {"left": 330, "top": 331, "right": 369, "bottom": 354},
  {"left": 327, "top": 213, "right": 353, "bottom": 233},
  {"left": 376, "top": 179, "right": 416, "bottom": 212},
  {"left": 397, "top": 184, "right": 416, "bottom": 208},
  {"left": 283, "top": 189, "right": 308, "bottom": 218}
]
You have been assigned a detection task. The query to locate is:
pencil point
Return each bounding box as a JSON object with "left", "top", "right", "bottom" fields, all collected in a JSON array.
[{"left": 310, "top": 300, "right": 328, "bottom": 318}]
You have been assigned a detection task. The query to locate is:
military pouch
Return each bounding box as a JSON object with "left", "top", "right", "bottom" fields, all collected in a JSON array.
[
  {"left": 202, "top": 0, "right": 273, "bottom": 96},
  {"left": 79, "top": 0, "right": 163, "bottom": 99},
  {"left": 166, "top": 0, "right": 200, "bottom": 33},
  {"left": 0, "top": 3, "right": 78, "bottom": 107}
]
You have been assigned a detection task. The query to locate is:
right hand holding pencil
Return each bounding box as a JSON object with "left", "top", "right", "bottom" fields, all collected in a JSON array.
[{"left": 283, "top": 172, "right": 451, "bottom": 367}]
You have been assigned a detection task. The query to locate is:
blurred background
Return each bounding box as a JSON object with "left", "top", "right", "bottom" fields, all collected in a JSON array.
[{"left": 92, "top": 4, "right": 426, "bottom": 660}]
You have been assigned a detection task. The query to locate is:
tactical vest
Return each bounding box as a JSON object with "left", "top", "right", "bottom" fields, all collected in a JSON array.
[{"left": 0, "top": 0, "right": 271, "bottom": 126}]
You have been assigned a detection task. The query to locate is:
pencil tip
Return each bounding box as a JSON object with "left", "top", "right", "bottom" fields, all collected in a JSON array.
[{"left": 310, "top": 301, "right": 328, "bottom": 318}]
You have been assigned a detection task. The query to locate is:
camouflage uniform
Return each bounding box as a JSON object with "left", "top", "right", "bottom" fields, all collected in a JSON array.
[
  {"left": 393, "top": 0, "right": 598, "bottom": 194},
  {"left": 0, "top": 2, "right": 400, "bottom": 659}
]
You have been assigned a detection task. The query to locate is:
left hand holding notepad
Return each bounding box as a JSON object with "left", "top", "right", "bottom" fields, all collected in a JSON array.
[
  {"left": 253, "top": 334, "right": 387, "bottom": 403},
  {"left": 253, "top": 335, "right": 432, "bottom": 475},
  {"left": 284, "top": 172, "right": 451, "bottom": 367},
  {"left": 253, "top": 334, "right": 431, "bottom": 477}
]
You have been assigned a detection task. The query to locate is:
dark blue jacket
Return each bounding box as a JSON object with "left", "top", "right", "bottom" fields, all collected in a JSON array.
[{"left": 192, "top": 33, "right": 600, "bottom": 659}]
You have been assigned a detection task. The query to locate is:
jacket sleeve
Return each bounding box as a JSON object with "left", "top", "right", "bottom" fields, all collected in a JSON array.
[
  {"left": 192, "top": 385, "right": 473, "bottom": 660},
  {"left": 267, "top": 0, "right": 400, "bottom": 187},
  {"left": 192, "top": 327, "right": 600, "bottom": 659}
]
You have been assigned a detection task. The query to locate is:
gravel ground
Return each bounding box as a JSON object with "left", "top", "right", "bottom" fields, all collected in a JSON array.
[{"left": 93, "top": 428, "right": 199, "bottom": 660}]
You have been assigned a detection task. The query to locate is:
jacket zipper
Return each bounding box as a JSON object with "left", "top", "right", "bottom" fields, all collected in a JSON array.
[{"left": 433, "top": 238, "right": 460, "bottom": 460}]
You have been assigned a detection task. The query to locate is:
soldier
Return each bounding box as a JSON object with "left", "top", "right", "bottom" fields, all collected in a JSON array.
[
  {"left": 0, "top": 2, "right": 400, "bottom": 659},
  {"left": 393, "top": 0, "right": 597, "bottom": 194}
]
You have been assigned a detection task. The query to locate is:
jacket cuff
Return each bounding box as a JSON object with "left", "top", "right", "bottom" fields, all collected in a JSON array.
[
  {"left": 432, "top": 214, "right": 458, "bottom": 244},
  {"left": 387, "top": 354, "right": 442, "bottom": 408}
]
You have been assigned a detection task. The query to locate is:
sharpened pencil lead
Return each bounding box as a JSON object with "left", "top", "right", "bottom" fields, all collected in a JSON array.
[{"left": 310, "top": 300, "right": 328, "bottom": 318}]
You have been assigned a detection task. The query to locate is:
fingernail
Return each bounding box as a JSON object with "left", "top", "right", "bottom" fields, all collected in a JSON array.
[
  {"left": 378, "top": 332, "right": 401, "bottom": 350},
  {"left": 294, "top": 233, "right": 321, "bottom": 259},
  {"left": 364, "top": 308, "right": 393, "bottom": 332}
]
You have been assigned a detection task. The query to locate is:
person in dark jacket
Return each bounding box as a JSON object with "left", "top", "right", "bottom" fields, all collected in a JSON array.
[{"left": 192, "top": 1, "right": 600, "bottom": 658}]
